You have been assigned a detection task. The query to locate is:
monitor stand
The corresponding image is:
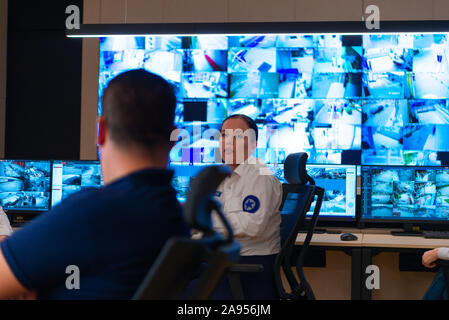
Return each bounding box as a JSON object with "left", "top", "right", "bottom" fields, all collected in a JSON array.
[{"left": 391, "top": 223, "right": 423, "bottom": 237}]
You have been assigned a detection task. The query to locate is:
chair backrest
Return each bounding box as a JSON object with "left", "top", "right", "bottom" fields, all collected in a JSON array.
[
  {"left": 133, "top": 165, "right": 241, "bottom": 300},
  {"left": 283, "top": 152, "right": 309, "bottom": 185},
  {"left": 279, "top": 152, "right": 315, "bottom": 245},
  {"left": 274, "top": 152, "right": 324, "bottom": 300},
  {"left": 279, "top": 184, "right": 316, "bottom": 246}
]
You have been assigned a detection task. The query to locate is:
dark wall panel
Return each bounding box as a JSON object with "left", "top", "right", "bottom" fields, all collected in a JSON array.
[{"left": 5, "top": 0, "right": 83, "bottom": 160}]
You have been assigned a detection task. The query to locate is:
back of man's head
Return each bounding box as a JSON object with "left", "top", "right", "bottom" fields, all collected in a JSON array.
[{"left": 102, "top": 69, "right": 176, "bottom": 153}]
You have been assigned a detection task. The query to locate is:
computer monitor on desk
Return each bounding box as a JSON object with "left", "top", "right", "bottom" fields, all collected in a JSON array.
[
  {"left": 0, "top": 160, "right": 52, "bottom": 225},
  {"left": 361, "top": 166, "right": 449, "bottom": 234},
  {"left": 269, "top": 163, "right": 357, "bottom": 221},
  {"left": 51, "top": 161, "right": 103, "bottom": 207}
]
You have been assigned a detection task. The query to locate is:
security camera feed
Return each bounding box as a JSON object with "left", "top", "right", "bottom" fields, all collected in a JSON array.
[
  {"left": 361, "top": 166, "right": 449, "bottom": 221},
  {"left": 269, "top": 163, "right": 357, "bottom": 219},
  {"left": 99, "top": 33, "right": 449, "bottom": 167},
  {"left": 169, "top": 162, "right": 217, "bottom": 202},
  {"left": 0, "top": 160, "right": 51, "bottom": 211},
  {"left": 51, "top": 161, "right": 103, "bottom": 207},
  {"left": 361, "top": 33, "right": 449, "bottom": 166}
]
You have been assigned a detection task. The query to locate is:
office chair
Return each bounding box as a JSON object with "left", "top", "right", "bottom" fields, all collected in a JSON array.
[
  {"left": 273, "top": 152, "right": 324, "bottom": 300},
  {"left": 227, "top": 152, "right": 324, "bottom": 300},
  {"left": 133, "top": 165, "right": 241, "bottom": 300},
  {"left": 435, "top": 259, "right": 449, "bottom": 299}
]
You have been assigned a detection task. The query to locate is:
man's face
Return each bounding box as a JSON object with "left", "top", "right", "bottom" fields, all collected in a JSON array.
[{"left": 220, "top": 118, "right": 257, "bottom": 165}]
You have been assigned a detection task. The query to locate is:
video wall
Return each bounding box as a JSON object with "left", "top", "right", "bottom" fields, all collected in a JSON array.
[
  {"left": 94, "top": 31, "right": 449, "bottom": 223},
  {"left": 98, "top": 33, "right": 449, "bottom": 167}
]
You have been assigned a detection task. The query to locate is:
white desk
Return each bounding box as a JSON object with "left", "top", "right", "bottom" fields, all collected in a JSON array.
[
  {"left": 293, "top": 231, "right": 449, "bottom": 300},
  {"left": 359, "top": 233, "right": 449, "bottom": 300},
  {"left": 363, "top": 234, "right": 449, "bottom": 249},
  {"left": 296, "top": 233, "right": 363, "bottom": 247}
]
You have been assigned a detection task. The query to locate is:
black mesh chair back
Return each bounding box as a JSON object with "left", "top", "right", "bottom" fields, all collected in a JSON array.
[{"left": 274, "top": 152, "right": 324, "bottom": 300}]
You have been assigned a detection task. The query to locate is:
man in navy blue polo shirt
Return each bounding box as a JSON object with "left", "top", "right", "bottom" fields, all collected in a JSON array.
[{"left": 0, "top": 69, "right": 189, "bottom": 299}]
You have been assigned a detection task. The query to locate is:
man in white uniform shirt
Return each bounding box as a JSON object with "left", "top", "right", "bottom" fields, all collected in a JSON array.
[
  {"left": 211, "top": 114, "right": 282, "bottom": 299},
  {"left": 0, "top": 206, "right": 13, "bottom": 242}
]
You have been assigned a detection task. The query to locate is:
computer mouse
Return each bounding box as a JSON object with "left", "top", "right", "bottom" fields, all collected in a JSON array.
[{"left": 340, "top": 233, "right": 358, "bottom": 241}]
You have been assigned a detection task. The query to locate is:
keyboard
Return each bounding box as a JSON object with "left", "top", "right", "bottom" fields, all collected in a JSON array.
[{"left": 423, "top": 231, "right": 449, "bottom": 239}]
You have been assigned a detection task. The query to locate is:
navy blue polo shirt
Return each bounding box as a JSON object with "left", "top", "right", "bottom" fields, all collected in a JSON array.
[{"left": 1, "top": 168, "right": 189, "bottom": 299}]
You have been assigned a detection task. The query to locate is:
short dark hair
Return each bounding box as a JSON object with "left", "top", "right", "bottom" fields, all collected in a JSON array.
[
  {"left": 102, "top": 69, "right": 176, "bottom": 151},
  {"left": 221, "top": 114, "right": 258, "bottom": 142}
]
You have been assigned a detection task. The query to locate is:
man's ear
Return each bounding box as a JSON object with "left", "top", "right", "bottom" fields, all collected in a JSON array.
[{"left": 97, "top": 117, "right": 106, "bottom": 146}]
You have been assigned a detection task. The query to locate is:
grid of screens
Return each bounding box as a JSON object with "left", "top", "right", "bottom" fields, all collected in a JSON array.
[
  {"left": 98, "top": 33, "right": 449, "bottom": 167},
  {"left": 0, "top": 160, "right": 51, "bottom": 211},
  {"left": 361, "top": 166, "right": 449, "bottom": 222},
  {"left": 51, "top": 161, "right": 102, "bottom": 207}
]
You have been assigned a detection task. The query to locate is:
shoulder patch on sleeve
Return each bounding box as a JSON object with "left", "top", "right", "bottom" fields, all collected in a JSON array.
[{"left": 242, "top": 195, "right": 260, "bottom": 214}]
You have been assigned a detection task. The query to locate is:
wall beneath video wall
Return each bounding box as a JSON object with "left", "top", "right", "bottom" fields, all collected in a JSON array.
[{"left": 80, "top": 0, "right": 449, "bottom": 160}]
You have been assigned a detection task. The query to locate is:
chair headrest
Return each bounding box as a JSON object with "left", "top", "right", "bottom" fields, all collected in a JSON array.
[
  {"left": 184, "top": 165, "right": 231, "bottom": 232},
  {"left": 284, "top": 152, "right": 309, "bottom": 185}
]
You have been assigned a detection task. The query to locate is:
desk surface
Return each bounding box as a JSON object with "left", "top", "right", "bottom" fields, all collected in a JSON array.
[
  {"left": 12, "top": 226, "right": 449, "bottom": 250},
  {"left": 296, "top": 233, "right": 363, "bottom": 247},
  {"left": 362, "top": 234, "right": 449, "bottom": 249},
  {"left": 296, "top": 232, "right": 449, "bottom": 249}
]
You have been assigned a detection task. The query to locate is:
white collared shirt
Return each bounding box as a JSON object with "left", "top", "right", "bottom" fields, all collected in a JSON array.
[
  {"left": 0, "top": 206, "right": 12, "bottom": 236},
  {"left": 438, "top": 248, "right": 449, "bottom": 260},
  {"left": 212, "top": 156, "right": 282, "bottom": 256}
]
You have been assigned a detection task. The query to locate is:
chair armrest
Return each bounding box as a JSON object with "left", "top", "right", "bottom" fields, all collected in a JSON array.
[
  {"left": 436, "top": 259, "right": 449, "bottom": 267},
  {"left": 228, "top": 264, "right": 264, "bottom": 273}
]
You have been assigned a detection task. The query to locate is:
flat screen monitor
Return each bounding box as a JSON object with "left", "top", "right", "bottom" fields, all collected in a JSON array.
[
  {"left": 51, "top": 161, "right": 103, "bottom": 207},
  {"left": 268, "top": 163, "right": 357, "bottom": 220},
  {"left": 0, "top": 160, "right": 51, "bottom": 211},
  {"left": 361, "top": 166, "right": 449, "bottom": 223}
]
